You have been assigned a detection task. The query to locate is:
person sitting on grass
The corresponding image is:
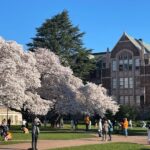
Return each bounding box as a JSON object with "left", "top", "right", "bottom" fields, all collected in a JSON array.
[
  {"left": 4, "top": 131, "right": 12, "bottom": 141},
  {"left": 22, "top": 127, "right": 29, "bottom": 134}
]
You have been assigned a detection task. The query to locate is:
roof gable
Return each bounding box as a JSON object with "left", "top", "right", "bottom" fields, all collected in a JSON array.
[{"left": 111, "top": 32, "right": 141, "bottom": 58}]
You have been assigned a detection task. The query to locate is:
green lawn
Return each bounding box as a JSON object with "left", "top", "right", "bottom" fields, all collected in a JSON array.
[
  {"left": 0, "top": 132, "right": 94, "bottom": 145},
  {"left": 128, "top": 128, "right": 147, "bottom": 136},
  {"left": 50, "top": 143, "right": 150, "bottom": 150},
  {"left": 0, "top": 125, "right": 148, "bottom": 146},
  {"left": 0, "top": 140, "right": 29, "bottom": 145}
]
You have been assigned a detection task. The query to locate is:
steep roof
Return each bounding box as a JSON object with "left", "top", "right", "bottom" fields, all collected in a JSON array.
[
  {"left": 136, "top": 40, "right": 150, "bottom": 53},
  {"left": 113, "top": 32, "right": 150, "bottom": 53},
  {"left": 123, "top": 32, "right": 141, "bottom": 50}
]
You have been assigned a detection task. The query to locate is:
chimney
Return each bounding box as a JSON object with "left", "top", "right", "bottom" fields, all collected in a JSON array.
[
  {"left": 107, "top": 47, "right": 109, "bottom": 53},
  {"left": 106, "top": 47, "right": 110, "bottom": 68},
  {"left": 139, "top": 38, "right": 143, "bottom": 42}
]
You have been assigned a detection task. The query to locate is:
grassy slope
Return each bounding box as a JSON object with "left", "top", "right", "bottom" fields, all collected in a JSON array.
[{"left": 50, "top": 143, "right": 150, "bottom": 150}]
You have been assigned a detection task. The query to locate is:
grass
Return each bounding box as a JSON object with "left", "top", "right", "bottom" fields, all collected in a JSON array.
[
  {"left": 0, "top": 125, "right": 148, "bottom": 146},
  {"left": 50, "top": 143, "right": 150, "bottom": 150},
  {"left": 0, "top": 132, "right": 94, "bottom": 145},
  {"left": 113, "top": 127, "right": 147, "bottom": 136},
  {"left": 0, "top": 140, "right": 29, "bottom": 145},
  {"left": 128, "top": 127, "right": 147, "bottom": 136},
  {"left": 0, "top": 124, "right": 95, "bottom": 145}
]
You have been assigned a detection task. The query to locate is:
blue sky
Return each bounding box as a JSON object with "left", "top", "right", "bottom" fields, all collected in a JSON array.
[{"left": 0, "top": 0, "right": 150, "bottom": 52}]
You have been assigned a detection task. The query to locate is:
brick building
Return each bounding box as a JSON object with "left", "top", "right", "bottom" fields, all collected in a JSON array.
[{"left": 91, "top": 32, "right": 150, "bottom": 106}]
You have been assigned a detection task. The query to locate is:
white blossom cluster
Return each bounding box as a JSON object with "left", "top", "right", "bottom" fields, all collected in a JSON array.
[
  {"left": 0, "top": 37, "right": 52, "bottom": 115},
  {"left": 79, "top": 83, "right": 119, "bottom": 116},
  {"left": 0, "top": 37, "right": 119, "bottom": 116}
]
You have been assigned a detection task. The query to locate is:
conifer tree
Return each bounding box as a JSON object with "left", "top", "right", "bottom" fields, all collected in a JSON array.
[{"left": 27, "top": 10, "right": 95, "bottom": 81}]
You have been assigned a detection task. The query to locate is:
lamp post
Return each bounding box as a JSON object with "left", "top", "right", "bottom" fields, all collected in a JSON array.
[{"left": 7, "top": 106, "right": 8, "bottom": 122}]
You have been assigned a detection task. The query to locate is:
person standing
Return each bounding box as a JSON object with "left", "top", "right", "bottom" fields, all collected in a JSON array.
[
  {"left": 1, "top": 119, "right": 8, "bottom": 139},
  {"left": 84, "top": 115, "right": 90, "bottom": 131},
  {"left": 102, "top": 120, "right": 109, "bottom": 141},
  {"left": 147, "top": 122, "right": 150, "bottom": 144},
  {"left": 32, "top": 117, "right": 41, "bottom": 150},
  {"left": 88, "top": 120, "right": 91, "bottom": 130},
  {"left": 142, "top": 121, "right": 146, "bottom": 128},
  {"left": 98, "top": 118, "right": 103, "bottom": 138},
  {"left": 22, "top": 119, "right": 27, "bottom": 128},
  {"left": 108, "top": 120, "right": 113, "bottom": 141},
  {"left": 60, "top": 117, "right": 64, "bottom": 128},
  {"left": 7, "top": 118, "right": 11, "bottom": 129},
  {"left": 123, "top": 118, "right": 128, "bottom": 136},
  {"left": 71, "top": 119, "right": 75, "bottom": 129},
  {"left": 129, "top": 119, "right": 132, "bottom": 128}
]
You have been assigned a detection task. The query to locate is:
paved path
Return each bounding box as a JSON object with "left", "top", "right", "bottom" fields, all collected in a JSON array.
[{"left": 0, "top": 135, "right": 149, "bottom": 150}]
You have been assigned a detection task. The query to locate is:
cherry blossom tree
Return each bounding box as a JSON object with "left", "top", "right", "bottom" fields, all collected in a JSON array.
[
  {"left": 34, "top": 49, "right": 83, "bottom": 115},
  {"left": 79, "top": 82, "right": 119, "bottom": 117},
  {"left": 34, "top": 49, "right": 119, "bottom": 117},
  {"left": 0, "top": 37, "right": 52, "bottom": 116},
  {"left": 0, "top": 37, "right": 119, "bottom": 119}
]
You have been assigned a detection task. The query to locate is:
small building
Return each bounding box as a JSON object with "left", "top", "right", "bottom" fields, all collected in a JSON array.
[
  {"left": 0, "top": 106, "right": 22, "bottom": 125},
  {"left": 91, "top": 32, "right": 150, "bottom": 106}
]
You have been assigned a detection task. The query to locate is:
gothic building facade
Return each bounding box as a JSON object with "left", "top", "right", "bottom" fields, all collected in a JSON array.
[{"left": 91, "top": 33, "right": 150, "bottom": 106}]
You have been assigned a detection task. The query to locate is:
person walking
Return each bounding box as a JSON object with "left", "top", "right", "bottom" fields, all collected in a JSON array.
[
  {"left": 102, "top": 120, "right": 109, "bottom": 141},
  {"left": 129, "top": 119, "right": 133, "bottom": 128},
  {"left": 108, "top": 120, "right": 113, "bottom": 141},
  {"left": 98, "top": 118, "right": 103, "bottom": 138},
  {"left": 123, "top": 118, "right": 128, "bottom": 136},
  {"left": 32, "top": 117, "right": 41, "bottom": 150}
]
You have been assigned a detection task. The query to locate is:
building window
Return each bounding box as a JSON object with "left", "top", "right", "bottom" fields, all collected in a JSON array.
[
  {"left": 118, "top": 52, "right": 132, "bottom": 72},
  {"left": 129, "top": 96, "right": 133, "bottom": 104},
  {"left": 112, "top": 60, "right": 117, "bottom": 71},
  {"left": 136, "top": 96, "right": 140, "bottom": 105},
  {"left": 124, "top": 59, "right": 128, "bottom": 71},
  {"left": 102, "top": 63, "right": 106, "bottom": 68},
  {"left": 119, "top": 60, "right": 123, "bottom": 71},
  {"left": 129, "top": 59, "right": 132, "bottom": 70},
  {"left": 120, "top": 96, "right": 124, "bottom": 104},
  {"left": 124, "top": 78, "right": 128, "bottom": 88},
  {"left": 135, "top": 58, "right": 140, "bottom": 69},
  {"left": 125, "top": 96, "right": 129, "bottom": 104},
  {"left": 145, "top": 59, "right": 149, "bottom": 65},
  {"left": 119, "top": 78, "right": 124, "bottom": 89},
  {"left": 129, "top": 77, "right": 133, "bottom": 88},
  {"left": 112, "top": 78, "right": 117, "bottom": 89}
]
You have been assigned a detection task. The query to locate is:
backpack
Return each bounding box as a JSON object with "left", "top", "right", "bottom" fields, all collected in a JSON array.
[{"left": 109, "top": 123, "right": 113, "bottom": 132}]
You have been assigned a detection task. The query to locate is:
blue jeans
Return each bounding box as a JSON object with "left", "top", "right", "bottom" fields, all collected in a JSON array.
[{"left": 124, "top": 128, "right": 128, "bottom": 136}]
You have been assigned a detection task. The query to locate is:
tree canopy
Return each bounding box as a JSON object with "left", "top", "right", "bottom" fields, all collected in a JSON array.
[
  {"left": 27, "top": 10, "right": 95, "bottom": 81},
  {"left": 0, "top": 37, "right": 119, "bottom": 117}
]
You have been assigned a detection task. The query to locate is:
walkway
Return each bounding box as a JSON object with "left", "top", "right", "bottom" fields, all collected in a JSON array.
[{"left": 0, "top": 135, "right": 149, "bottom": 150}]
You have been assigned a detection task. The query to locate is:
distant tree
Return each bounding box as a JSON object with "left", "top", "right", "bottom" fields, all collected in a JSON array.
[
  {"left": 114, "top": 105, "right": 138, "bottom": 121},
  {"left": 27, "top": 10, "right": 95, "bottom": 81}
]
